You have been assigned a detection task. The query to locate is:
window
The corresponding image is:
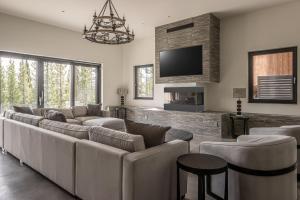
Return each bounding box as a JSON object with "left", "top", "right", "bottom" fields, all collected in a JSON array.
[
  {"left": 0, "top": 57, "right": 37, "bottom": 112},
  {"left": 44, "top": 62, "right": 71, "bottom": 108},
  {"left": 0, "top": 51, "right": 101, "bottom": 112},
  {"left": 75, "top": 65, "right": 98, "bottom": 106},
  {"left": 134, "top": 64, "right": 154, "bottom": 99},
  {"left": 249, "top": 47, "right": 297, "bottom": 104}
]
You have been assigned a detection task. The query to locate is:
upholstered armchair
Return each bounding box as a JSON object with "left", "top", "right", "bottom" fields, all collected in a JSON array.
[
  {"left": 200, "top": 135, "right": 297, "bottom": 200},
  {"left": 250, "top": 125, "right": 300, "bottom": 178}
]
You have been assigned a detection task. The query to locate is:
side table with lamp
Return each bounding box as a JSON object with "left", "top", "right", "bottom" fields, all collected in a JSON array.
[
  {"left": 110, "top": 88, "right": 128, "bottom": 119},
  {"left": 231, "top": 88, "right": 249, "bottom": 138}
]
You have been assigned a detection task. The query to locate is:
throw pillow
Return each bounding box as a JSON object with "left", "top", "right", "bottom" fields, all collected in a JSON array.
[
  {"left": 72, "top": 106, "right": 88, "bottom": 117},
  {"left": 87, "top": 104, "right": 102, "bottom": 116},
  {"left": 13, "top": 106, "right": 33, "bottom": 115},
  {"left": 125, "top": 120, "right": 171, "bottom": 148},
  {"left": 44, "top": 110, "right": 67, "bottom": 122}
]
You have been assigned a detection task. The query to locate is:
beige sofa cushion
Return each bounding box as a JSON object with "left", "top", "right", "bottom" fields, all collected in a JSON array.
[
  {"left": 39, "top": 119, "right": 89, "bottom": 139},
  {"left": 72, "top": 106, "right": 88, "bottom": 117},
  {"left": 42, "top": 108, "right": 74, "bottom": 119},
  {"left": 83, "top": 117, "right": 126, "bottom": 131},
  {"left": 75, "top": 116, "right": 100, "bottom": 122},
  {"left": 89, "top": 126, "right": 145, "bottom": 152},
  {"left": 32, "top": 108, "right": 42, "bottom": 116},
  {"left": 12, "top": 112, "right": 44, "bottom": 126},
  {"left": 66, "top": 119, "right": 82, "bottom": 125}
]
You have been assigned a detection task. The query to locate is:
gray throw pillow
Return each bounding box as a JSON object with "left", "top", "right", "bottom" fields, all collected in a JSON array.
[
  {"left": 87, "top": 104, "right": 102, "bottom": 116},
  {"left": 13, "top": 106, "right": 33, "bottom": 115},
  {"left": 44, "top": 110, "right": 67, "bottom": 122},
  {"left": 125, "top": 120, "right": 171, "bottom": 148}
]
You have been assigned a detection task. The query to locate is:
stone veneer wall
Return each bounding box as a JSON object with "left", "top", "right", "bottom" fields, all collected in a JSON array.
[{"left": 155, "top": 13, "right": 220, "bottom": 84}]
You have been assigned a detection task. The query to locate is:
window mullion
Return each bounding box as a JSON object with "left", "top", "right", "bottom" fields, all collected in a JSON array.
[
  {"left": 71, "top": 64, "right": 75, "bottom": 107},
  {"left": 37, "top": 59, "right": 44, "bottom": 108}
]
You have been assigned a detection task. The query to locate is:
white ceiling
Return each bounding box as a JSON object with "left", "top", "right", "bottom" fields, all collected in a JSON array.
[{"left": 0, "top": 0, "right": 295, "bottom": 39}]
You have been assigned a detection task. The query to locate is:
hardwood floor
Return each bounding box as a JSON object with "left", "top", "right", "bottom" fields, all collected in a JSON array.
[{"left": 0, "top": 152, "right": 298, "bottom": 200}]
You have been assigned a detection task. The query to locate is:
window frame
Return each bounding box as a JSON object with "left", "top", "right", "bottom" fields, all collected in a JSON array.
[
  {"left": 0, "top": 51, "right": 101, "bottom": 109},
  {"left": 248, "top": 47, "right": 297, "bottom": 104},
  {"left": 134, "top": 64, "right": 154, "bottom": 100}
]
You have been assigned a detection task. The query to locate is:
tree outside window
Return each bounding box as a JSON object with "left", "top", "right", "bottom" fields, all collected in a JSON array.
[{"left": 134, "top": 64, "right": 154, "bottom": 99}]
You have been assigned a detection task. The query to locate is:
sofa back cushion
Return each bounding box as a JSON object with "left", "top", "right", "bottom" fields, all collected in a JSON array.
[
  {"left": 12, "top": 112, "right": 44, "bottom": 126},
  {"left": 89, "top": 126, "right": 145, "bottom": 152},
  {"left": 72, "top": 106, "right": 88, "bottom": 117},
  {"left": 13, "top": 106, "right": 33, "bottom": 115},
  {"left": 125, "top": 120, "right": 171, "bottom": 148},
  {"left": 39, "top": 119, "right": 89, "bottom": 139},
  {"left": 40, "top": 108, "right": 74, "bottom": 119},
  {"left": 87, "top": 104, "right": 102, "bottom": 116},
  {"left": 44, "top": 110, "right": 67, "bottom": 122},
  {"left": 32, "top": 108, "right": 42, "bottom": 116}
]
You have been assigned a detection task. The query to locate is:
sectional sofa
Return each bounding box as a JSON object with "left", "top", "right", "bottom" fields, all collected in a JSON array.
[{"left": 0, "top": 108, "right": 188, "bottom": 200}]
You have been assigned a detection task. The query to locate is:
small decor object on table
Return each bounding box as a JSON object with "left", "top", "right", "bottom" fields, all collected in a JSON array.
[
  {"left": 177, "top": 153, "right": 228, "bottom": 200},
  {"left": 230, "top": 114, "right": 249, "bottom": 138},
  {"left": 233, "top": 88, "right": 246, "bottom": 115},
  {"left": 117, "top": 88, "right": 128, "bottom": 106}
]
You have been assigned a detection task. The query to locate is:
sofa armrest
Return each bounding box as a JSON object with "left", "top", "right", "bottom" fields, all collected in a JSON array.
[
  {"left": 75, "top": 139, "right": 129, "bottom": 200},
  {"left": 123, "top": 140, "right": 188, "bottom": 200}
]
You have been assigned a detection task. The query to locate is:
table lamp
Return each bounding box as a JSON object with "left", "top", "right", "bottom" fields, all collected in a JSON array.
[
  {"left": 233, "top": 88, "right": 246, "bottom": 115},
  {"left": 117, "top": 88, "right": 128, "bottom": 106}
]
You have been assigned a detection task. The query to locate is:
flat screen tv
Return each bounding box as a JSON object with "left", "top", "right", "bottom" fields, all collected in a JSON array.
[{"left": 159, "top": 45, "right": 203, "bottom": 77}]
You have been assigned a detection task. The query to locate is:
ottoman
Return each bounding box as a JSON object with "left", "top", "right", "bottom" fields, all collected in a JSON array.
[{"left": 83, "top": 117, "right": 126, "bottom": 131}]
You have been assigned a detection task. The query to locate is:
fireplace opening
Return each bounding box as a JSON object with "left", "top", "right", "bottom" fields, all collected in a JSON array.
[{"left": 164, "top": 87, "right": 204, "bottom": 112}]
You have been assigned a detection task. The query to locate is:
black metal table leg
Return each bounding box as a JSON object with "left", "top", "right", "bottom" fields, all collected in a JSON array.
[
  {"left": 198, "top": 175, "right": 205, "bottom": 200},
  {"left": 177, "top": 165, "right": 180, "bottom": 200},
  {"left": 225, "top": 169, "right": 228, "bottom": 200}
]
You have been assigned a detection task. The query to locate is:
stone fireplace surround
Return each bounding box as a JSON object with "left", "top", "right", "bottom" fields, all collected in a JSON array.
[{"left": 155, "top": 13, "right": 220, "bottom": 84}]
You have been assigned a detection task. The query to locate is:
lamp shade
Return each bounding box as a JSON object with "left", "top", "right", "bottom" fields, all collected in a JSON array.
[
  {"left": 117, "top": 88, "right": 128, "bottom": 96},
  {"left": 233, "top": 88, "right": 246, "bottom": 98}
]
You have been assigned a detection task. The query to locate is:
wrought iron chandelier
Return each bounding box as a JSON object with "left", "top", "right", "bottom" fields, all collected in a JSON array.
[{"left": 83, "top": 0, "right": 134, "bottom": 45}]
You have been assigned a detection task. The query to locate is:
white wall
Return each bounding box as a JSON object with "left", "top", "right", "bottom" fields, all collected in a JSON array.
[
  {"left": 0, "top": 12, "right": 123, "bottom": 107},
  {"left": 122, "top": 0, "right": 300, "bottom": 115}
]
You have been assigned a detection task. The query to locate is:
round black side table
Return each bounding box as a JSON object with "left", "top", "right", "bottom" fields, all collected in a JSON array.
[{"left": 177, "top": 153, "right": 228, "bottom": 200}]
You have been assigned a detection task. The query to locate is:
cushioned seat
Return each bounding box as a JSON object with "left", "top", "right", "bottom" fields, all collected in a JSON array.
[
  {"left": 200, "top": 135, "right": 297, "bottom": 200},
  {"left": 83, "top": 117, "right": 126, "bottom": 131},
  {"left": 66, "top": 119, "right": 82, "bottom": 125},
  {"left": 75, "top": 116, "right": 101, "bottom": 122}
]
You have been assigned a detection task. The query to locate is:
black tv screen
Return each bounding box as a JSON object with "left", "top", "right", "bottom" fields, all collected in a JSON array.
[{"left": 160, "top": 45, "right": 203, "bottom": 77}]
